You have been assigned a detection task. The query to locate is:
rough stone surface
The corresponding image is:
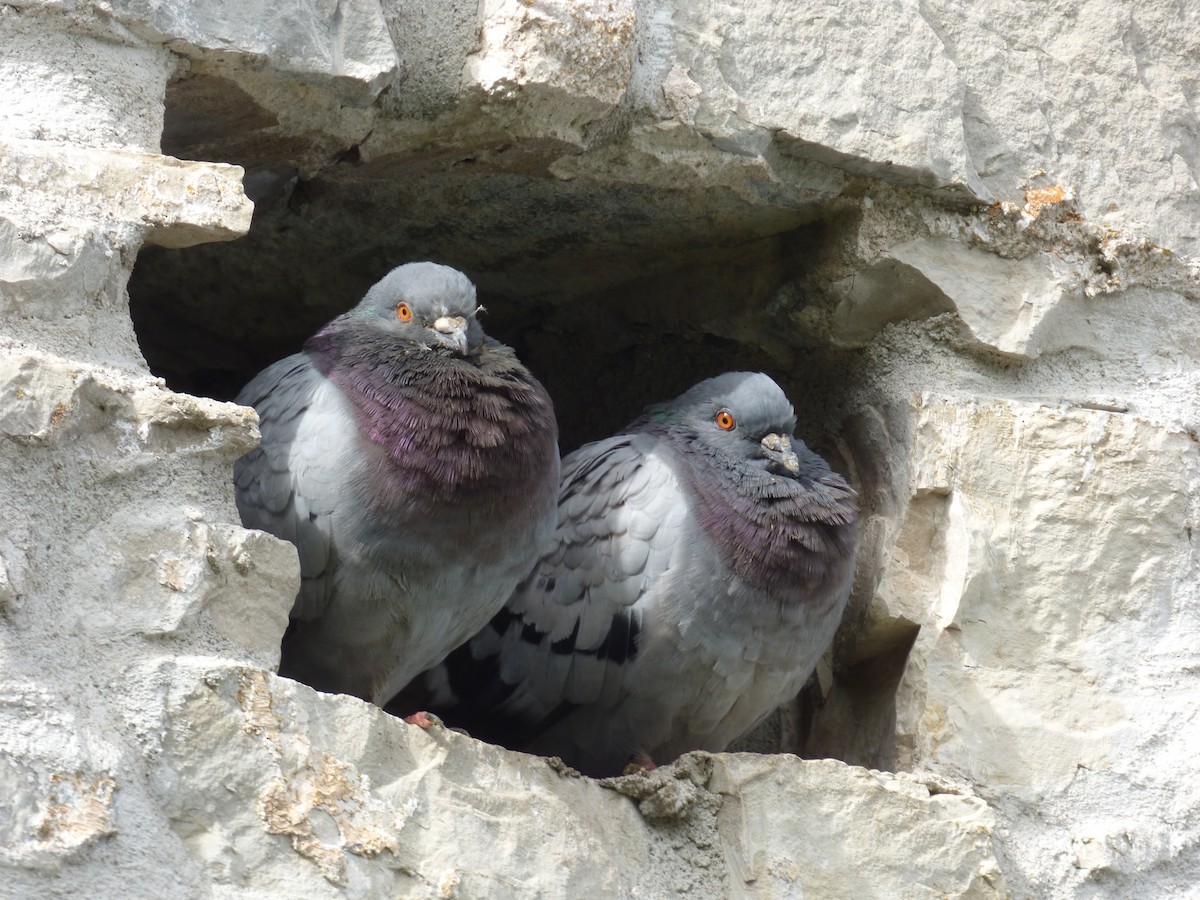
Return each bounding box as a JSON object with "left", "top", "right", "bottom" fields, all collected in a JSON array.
[
  {"left": 921, "top": 0, "right": 1200, "bottom": 255},
  {"left": 628, "top": 0, "right": 988, "bottom": 198},
  {"left": 3, "top": 0, "right": 1199, "bottom": 897},
  {"left": 94, "top": 0, "right": 397, "bottom": 106},
  {"left": 881, "top": 396, "right": 1199, "bottom": 897},
  {"left": 0, "top": 8, "right": 172, "bottom": 152},
  {"left": 117, "top": 665, "right": 1003, "bottom": 899}
]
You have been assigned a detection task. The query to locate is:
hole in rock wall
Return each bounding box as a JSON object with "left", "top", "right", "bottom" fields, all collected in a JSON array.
[{"left": 128, "top": 72, "right": 915, "bottom": 773}]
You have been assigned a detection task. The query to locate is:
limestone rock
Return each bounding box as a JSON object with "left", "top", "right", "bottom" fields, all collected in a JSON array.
[
  {"left": 98, "top": 0, "right": 399, "bottom": 106},
  {"left": 919, "top": 0, "right": 1200, "bottom": 256},
  {"left": 2, "top": 0, "right": 1199, "bottom": 897},
  {"left": 0, "top": 8, "right": 173, "bottom": 152},
  {"left": 832, "top": 237, "right": 1091, "bottom": 360},
  {"left": 813, "top": 394, "right": 1200, "bottom": 895},
  {"left": 711, "top": 758, "right": 1005, "bottom": 899},
  {"left": 466, "top": 0, "right": 636, "bottom": 110},
  {"left": 0, "top": 683, "right": 118, "bottom": 871},
  {"left": 629, "top": 0, "right": 989, "bottom": 198},
  {"left": 1, "top": 139, "right": 252, "bottom": 250},
  {"left": 135, "top": 663, "right": 1006, "bottom": 898},
  {"left": 0, "top": 218, "right": 131, "bottom": 321}
]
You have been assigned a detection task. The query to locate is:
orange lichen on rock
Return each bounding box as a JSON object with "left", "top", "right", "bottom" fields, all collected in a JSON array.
[{"left": 1023, "top": 185, "right": 1068, "bottom": 218}]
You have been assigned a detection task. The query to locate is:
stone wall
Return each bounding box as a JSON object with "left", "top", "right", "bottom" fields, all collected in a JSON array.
[{"left": 2, "top": 1, "right": 1197, "bottom": 897}]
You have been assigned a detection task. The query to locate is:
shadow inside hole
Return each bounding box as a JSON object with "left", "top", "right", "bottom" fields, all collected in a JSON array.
[
  {"left": 128, "top": 98, "right": 913, "bottom": 769},
  {"left": 127, "top": 189, "right": 864, "bottom": 453},
  {"left": 801, "top": 626, "right": 920, "bottom": 771}
]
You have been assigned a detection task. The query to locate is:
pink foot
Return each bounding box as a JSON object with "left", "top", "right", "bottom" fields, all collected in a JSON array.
[
  {"left": 403, "top": 710, "right": 440, "bottom": 729},
  {"left": 622, "top": 752, "right": 658, "bottom": 775}
]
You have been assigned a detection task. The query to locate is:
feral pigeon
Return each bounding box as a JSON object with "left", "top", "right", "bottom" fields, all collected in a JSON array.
[
  {"left": 233, "top": 262, "right": 560, "bottom": 707},
  {"left": 417, "top": 371, "right": 858, "bottom": 776}
]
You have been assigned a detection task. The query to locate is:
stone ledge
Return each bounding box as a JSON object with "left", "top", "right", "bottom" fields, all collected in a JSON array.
[
  {"left": 0, "top": 348, "right": 258, "bottom": 456},
  {"left": 1, "top": 139, "right": 252, "bottom": 249},
  {"left": 76, "top": 0, "right": 398, "bottom": 107},
  {"left": 131, "top": 662, "right": 1007, "bottom": 898}
]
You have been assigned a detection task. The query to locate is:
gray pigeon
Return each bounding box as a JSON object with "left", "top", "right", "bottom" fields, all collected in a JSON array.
[
  {"left": 417, "top": 371, "right": 858, "bottom": 776},
  {"left": 233, "top": 262, "right": 560, "bottom": 707}
]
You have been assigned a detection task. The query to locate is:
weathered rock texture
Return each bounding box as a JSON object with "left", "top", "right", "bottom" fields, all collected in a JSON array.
[{"left": 2, "top": 0, "right": 1198, "bottom": 897}]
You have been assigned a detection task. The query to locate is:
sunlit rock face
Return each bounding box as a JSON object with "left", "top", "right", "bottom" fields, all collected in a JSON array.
[{"left": 3, "top": 1, "right": 1198, "bottom": 896}]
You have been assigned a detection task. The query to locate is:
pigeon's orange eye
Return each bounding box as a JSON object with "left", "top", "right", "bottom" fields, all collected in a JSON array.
[
  {"left": 397, "top": 303, "right": 413, "bottom": 322},
  {"left": 715, "top": 411, "right": 736, "bottom": 431}
]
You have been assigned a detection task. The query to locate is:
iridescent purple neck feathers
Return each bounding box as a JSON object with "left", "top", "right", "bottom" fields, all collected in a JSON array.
[
  {"left": 664, "top": 428, "right": 857, "bottom": 601},
  {"left": 307, "top": 320, "right": 557, "bottom": 513}
]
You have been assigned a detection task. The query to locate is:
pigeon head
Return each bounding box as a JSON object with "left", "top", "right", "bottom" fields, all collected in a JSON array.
[
  {"left": 640, "top": 371, "right": 857, "bottom": 598},
  {"left": 642, "top": 371, "right": 803, "bottom": 477},
  {"left": 301, "top": 260, "right": 559, "bottom": 516},
  {"left": 346, "top": 261, "right": 486, "bottom": 358}
]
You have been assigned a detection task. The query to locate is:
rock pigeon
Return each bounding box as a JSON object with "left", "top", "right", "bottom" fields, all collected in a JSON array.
[
  {"left": 415, "top": 371, "right": 858, "bottom": 777},
  {"left": 233, "top": 262, "right": 560, "bottom": 707}
]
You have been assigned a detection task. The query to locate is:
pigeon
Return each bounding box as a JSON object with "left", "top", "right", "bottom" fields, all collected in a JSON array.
[
  {"left": 414, "top": 371, "right": 858, "bottom": 777},
  {"left": 233, "top": 262, "right": 560, "bottom": 708}
]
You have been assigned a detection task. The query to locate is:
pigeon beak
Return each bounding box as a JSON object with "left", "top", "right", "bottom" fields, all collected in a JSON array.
[
  {"left": 433, "top": 316, "right": 469, "bottom": 356},
  {"left": 761, "top": 433, "right": 800, "bottom": 475}
]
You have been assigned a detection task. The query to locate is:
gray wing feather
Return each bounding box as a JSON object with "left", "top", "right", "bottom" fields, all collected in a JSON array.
[
  {"left": 486, "top": 432, "right": 688, "bottom": 724},
  {"left": 234, "top": 353, "right": 350, "bottom": 621}
]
